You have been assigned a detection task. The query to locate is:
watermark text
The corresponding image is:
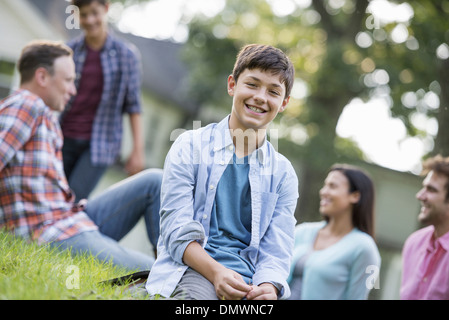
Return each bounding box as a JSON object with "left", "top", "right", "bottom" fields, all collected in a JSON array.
[
  {"left": 65, "top": 265, "right": 80, "bottom": 290},
  {"left": 65, "top": 0, "right": 80, "bottom": 30}
]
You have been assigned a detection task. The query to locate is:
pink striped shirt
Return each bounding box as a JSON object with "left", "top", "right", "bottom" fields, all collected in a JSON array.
[{"left": 400, "top": 225, "right": 449, "bottom": 300}]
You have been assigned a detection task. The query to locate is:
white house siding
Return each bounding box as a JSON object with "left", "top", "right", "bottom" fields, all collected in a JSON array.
[{"left": 0, "top": 0, "right": 64, "bottom": 60}]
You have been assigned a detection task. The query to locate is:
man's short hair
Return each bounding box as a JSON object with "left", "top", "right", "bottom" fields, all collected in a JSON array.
[
  {"left": 17, "top": 40, "right": 73, "bottom": 84},
  {"left": 422, "top": 154, "right": 449, "bottom": 202},
  {"left": 232, "top": 44, "right": 295, "bottom": 99}
]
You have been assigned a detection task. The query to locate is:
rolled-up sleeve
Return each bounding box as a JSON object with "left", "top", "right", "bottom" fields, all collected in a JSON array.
[
  {"left": 159, "top": 132, "right": 206, "bottom": 264},
  {"left": 123, "top": 46, "right": 142, "bottom": 114}
]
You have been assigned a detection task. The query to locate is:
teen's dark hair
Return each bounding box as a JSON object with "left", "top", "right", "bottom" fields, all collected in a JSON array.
[
  {"left": 422, "top": 154, "right": 449, "bottom": 202},
  {"left": 326, "top": 164, "right": 376, "bottom": 239},
  {"left": 72, "top": 0, "right": 107, "bottom": 8},
  {"left": 232, "top": 44, "right": 295, "bottom": 99},
  {"left": 18, "top": 40, "right": 73, "bottom": 84}
]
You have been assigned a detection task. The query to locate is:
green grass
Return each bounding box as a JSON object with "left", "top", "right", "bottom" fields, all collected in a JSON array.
[{"left": 0, "top": 230, "right": 146, "bottom": 300}]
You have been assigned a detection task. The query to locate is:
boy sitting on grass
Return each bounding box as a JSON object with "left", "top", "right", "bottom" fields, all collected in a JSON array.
[{"left": 146, "top": 44, "right": 299, "bottom": 300}]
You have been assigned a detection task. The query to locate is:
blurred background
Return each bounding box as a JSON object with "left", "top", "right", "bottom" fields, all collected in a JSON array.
[{"left": 1, "top": 0, "right": 448, "bottom": 299}]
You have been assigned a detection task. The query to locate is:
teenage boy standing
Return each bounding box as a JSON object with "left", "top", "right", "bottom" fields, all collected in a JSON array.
[
  {"left": 146, "top": 44, "right": 299, "bottom": 300},
  {"left": 61, "top": 0, "right": 145, "bottom": 202}
]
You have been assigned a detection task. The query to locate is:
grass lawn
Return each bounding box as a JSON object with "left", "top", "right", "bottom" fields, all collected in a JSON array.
[{"left": 0, "top": 230, "right": 146, "bottom": 300}]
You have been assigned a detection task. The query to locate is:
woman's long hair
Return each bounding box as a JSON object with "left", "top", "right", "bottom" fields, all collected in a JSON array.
[{"left": 326, "top": 164, "right": 376, "bottom": 239}]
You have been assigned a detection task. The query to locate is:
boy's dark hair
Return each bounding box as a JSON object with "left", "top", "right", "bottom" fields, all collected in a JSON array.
[
  {"left": 71, "top": 0, "right": 108, "bottom": 8},
  {"left": 232, "top": 44, "right": 295, "bottom": 99},
  {"left": 422, "top": 154, "right": 449, "bottom": 202},
  {"left": 18, "top": 40, "right": 73, "bottom": 84}
]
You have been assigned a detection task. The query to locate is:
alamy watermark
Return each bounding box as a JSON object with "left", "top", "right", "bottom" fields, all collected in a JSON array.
[
  {"left": 366, "top": 14, "right": 381, "bottom": 30},
  {"left": 366, "top": 265, "right": 380, "bottom": 290},
  {"left": 65, "top": 265, "right": 80, "bottom": 290},
  {"left": 65, "top": 0, "right": 80, "bottom": 30},
  {"left": 64, "top": 2, "right": 382, "bottom": 31}
]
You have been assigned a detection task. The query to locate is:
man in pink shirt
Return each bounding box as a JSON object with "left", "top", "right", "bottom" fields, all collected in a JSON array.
[{"left": 400, "top": 155, "right": 449, "bottom": 300}]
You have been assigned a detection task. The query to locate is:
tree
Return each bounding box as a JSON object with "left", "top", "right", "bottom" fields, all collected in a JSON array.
[
  {"left": 179, "top": 0, "right": 449, "bottom": 222},
  {"left": 370, "top": 0, "right": 449, "bottom": 157}
]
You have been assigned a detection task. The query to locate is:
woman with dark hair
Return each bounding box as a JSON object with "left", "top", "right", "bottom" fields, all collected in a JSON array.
[{"left": 288, "top": 164, "right": 381, "bottom": 300}]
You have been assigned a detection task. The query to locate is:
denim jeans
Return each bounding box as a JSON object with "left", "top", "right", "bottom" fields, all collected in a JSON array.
[
  {"left": 62, "top": 137, "right": 107, "bottom": 202},
  {"left": 51, "top": 168, "right": 163, "bottom": 271}
]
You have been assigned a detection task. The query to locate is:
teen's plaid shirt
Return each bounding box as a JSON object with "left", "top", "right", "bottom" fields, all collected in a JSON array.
[
  {"left": 0, "top": 89, "right": 97, "bottom": 244},
  {"left": 62, "top": 32, "right": 142, "bottom": 166}
]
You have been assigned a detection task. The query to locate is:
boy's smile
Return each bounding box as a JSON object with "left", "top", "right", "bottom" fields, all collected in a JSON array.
[{"left": 228, "top": 68, "right": 289, "bottom": 132}]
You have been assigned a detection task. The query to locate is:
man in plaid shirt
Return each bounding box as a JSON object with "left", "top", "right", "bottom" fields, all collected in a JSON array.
[{"left": 0, "top": 41, "right": 162, "bottom": 271}]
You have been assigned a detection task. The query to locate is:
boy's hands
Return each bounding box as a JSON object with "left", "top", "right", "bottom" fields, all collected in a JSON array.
[
  {"left": 183, "top": 242, "right": 279, "bottom": 300},
  {"left": 213, "top": 268, "right": 252, "bottom": 300},
  {"left": 245, "top": 283, "right": 278, "bottom": 300},
  {"left": 213, "top": 270, "right": 278, "bottom": 300},
  {"left": 183, "top": 241, "right": 252, "bottom": 300}
]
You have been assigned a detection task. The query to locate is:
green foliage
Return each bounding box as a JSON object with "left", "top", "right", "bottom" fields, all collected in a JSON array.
[
  {"left": 181, "top": 23, "right": 239, "bottom": 107},
  {"left": 0, "top": 60, "right": 15, "bottom": 76},
  {"left": 177, "top": 0, "right": 449, "bottom": 220},
  {"left": 181, "top": 0, "right": 370, "bottom": 157},
  {"left": 364, "top": 1, "right": 449, "bottom": 140},
  {"left": 180, "top": 0, "right": 448, "bottom": 157},
  {"left": 0, "top": 231, "right": 141, "bottom": 300}
]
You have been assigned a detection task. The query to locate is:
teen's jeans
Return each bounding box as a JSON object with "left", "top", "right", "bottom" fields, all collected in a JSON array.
[
  {"left": 51, "top": 168, "right": 163, "bottom": 271},
  {"left": 62, "top": 137, "right": 107, "bottom": 202}
]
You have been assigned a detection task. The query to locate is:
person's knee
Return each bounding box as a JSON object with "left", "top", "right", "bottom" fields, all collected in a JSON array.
[
  {"left": 143, "top": 168, "right": 163, "bottom": 184},
  {"left": 137, "top": 168, "right": 163, "bottom": 193}
]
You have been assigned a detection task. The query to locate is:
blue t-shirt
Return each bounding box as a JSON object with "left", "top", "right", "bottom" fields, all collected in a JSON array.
[{"left": 205, "top": 153, "right": 255, "bottom": 283}]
